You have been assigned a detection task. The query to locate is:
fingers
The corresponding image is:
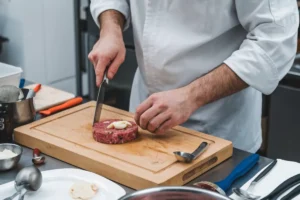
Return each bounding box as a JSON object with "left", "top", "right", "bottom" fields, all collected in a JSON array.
[
  {"left": 134, "top": 98, "right": 153, "bottom": 126},
  {"left": 138, "top": 105, "right": 161, "bottom": 129},
  {"left": 107, "top": 49, "right": 126, "bottom": 79},
  {"left": 94, "top": 56, "right": 111, "bottom": 86},
  {"left": 155, "top": 119, "right": 173, "bottom": 135},
  {"left": 147, "top": 112, "right": 171, "bottom": 133}
]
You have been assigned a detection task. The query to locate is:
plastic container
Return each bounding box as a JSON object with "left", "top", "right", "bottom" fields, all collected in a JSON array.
[{"left": 0, "top": 62, "right": 23, "bottom": 87}]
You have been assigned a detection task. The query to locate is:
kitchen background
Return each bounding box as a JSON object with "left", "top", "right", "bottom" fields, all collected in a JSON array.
[{"left": 0, "top": 0, "right": 300, "bottom": 161}]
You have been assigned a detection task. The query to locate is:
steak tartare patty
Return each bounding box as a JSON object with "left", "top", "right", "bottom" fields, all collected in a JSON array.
[{"left": 93, "top": 119, "right": 138, "bottom": 144}]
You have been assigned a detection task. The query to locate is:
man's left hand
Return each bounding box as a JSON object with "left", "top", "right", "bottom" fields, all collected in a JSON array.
[{"left": 134, "top": 87, "right": 196, "bottom": 134}]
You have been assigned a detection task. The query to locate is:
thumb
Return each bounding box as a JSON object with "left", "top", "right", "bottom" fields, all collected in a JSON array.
[{"left": 107, "top": 50, "right": 126, "bottom": 79}]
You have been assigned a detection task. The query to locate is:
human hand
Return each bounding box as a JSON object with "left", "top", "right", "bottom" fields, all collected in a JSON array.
[
  {"left": 134, "top": 87, "right": 196, "bottom": 134},
  {"left": 88, "top": 27, "right": 126, "bottom": 86}
]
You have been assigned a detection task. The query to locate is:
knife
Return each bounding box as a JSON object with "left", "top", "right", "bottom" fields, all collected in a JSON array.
[{"left": 93, "top": 70, "right": 109, "bottom": 125}]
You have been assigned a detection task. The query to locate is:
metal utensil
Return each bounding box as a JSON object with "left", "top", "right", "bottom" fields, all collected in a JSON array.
[
  {"left": 118, "top": 186, "right": 231, "bottom": 200},
  {"left": 232, "top": 159, "right": 277, "bottom": 200},
  {"left": 93, "top": 70, "right": 109, "bottom": 125},
  {"left": 3, "top": 166, "right": 42, "bottom": 200},
  {"left": 194, "top": 154, "right": 259, "bottom": 196},
  {"left": 173, "top": 142, "right": 208, "bottom": 163},
  {"left": 0, "top": 143, "right": 22, "bottom": 171}
]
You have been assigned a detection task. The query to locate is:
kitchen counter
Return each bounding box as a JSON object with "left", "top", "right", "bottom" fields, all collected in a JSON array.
[
  {"left": 0, "top": 82, "right": 273, "bottom": 196},
  {"left": 1, "top": 140, "right": 272, "bottom": 196}
]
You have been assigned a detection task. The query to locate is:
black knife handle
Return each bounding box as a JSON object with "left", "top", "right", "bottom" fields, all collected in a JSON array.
[
  {"left": 261, "top": 174, "right": 300, "bottom": 200},
  {"left": 253, "top": 159, "right": 277, "bottom": 183},
  {"left": 281, "top": 184, "right": 300, "bottom": 200}
]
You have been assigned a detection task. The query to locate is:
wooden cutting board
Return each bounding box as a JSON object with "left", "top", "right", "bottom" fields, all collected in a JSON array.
[
  {"left": 14, "top": 101, "right": 233, "bottom": 189},
  {"left": 24, "top": 84, "right": 75, "bottom": 111}
]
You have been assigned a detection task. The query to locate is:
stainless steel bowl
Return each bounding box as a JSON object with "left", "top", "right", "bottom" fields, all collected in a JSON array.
[
  {"left": 118, "top": 186, "right": 231, "bottom": 200},
  {"left": 0, "top": 143, "right": 22, "bottom": 171}
]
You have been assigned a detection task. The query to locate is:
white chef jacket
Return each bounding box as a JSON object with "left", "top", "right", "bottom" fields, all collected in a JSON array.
[{"left": 90, "top": 0, "right": 299, "bottom": 153}]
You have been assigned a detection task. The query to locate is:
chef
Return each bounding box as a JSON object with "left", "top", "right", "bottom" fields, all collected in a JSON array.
[{"left": 88, "top": 0, "right": 299, "bottom": 153}]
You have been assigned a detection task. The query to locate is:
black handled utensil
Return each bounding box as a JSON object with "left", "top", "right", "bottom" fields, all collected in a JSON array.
[
  {"left": 232, "top": 159, "right": 277, "bottom": 199},
  {"left": 260, "top": 174, "right": 300, "bottom": 200}
]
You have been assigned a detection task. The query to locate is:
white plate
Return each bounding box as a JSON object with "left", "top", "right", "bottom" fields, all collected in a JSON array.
[{"left": 0, "top": 168, "right": 126, "bottom": 200}]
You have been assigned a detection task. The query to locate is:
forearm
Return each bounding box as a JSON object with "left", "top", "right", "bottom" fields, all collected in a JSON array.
[
  {"left": 187, "top": 63, "right": 248, "bottom": 111},
  {"left": 98, "top": 10, "right": 125, "bottom": 34}
]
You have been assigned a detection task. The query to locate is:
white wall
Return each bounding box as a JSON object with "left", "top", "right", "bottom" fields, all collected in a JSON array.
[{"left": 0, "top": 0, "right": 77, "bottom": 94}]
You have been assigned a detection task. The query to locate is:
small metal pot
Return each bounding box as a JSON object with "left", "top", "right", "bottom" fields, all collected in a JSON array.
[
  {"left": 12, "top": 96, "right": 35, "bottom": 126},
  {"left": 0, "top": 89, "right": 35, "bottom": 143},
  {"left": 3, "top": 88, "right": 36, "bottom": 126},
  {"left": 118, "top": 186, "right": 231, "bottom": 200}
]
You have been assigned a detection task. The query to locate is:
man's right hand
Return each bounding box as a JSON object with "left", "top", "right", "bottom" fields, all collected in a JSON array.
[{"left": 88, "top": 10, "right": 126, "bottom": 86}]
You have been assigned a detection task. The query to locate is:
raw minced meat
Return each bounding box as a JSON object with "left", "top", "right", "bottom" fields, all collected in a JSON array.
[{"left": 93, "top": 119, "right": 138, "bottom": 144}]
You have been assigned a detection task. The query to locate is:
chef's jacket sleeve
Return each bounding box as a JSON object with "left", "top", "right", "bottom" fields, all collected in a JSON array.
[
  {"left": 90, "top": 0, "right": 130, "bottom": 31},
  {"left": 223, "top": 0, "right": 299, "bottom": 95}
]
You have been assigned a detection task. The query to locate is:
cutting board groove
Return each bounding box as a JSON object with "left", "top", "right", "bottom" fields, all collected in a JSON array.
[{"left": 14, "top": 101, "right": 233, "bottom": 189}]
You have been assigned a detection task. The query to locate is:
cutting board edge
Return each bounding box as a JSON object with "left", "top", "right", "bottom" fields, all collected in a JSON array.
[
  {"left": 14, "top": 127, "right": 233, "bottom": 189},
  {"left": 14, "top": 129, "right": 160, "bottom": 190},
  {"left": 154, "top": 142, "right": 233, "bottom": 186}
]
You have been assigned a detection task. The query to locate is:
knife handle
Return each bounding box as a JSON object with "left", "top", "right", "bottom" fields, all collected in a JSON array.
[
  {"left": 281, "top": 184, "right": 300, "bottom": 200},
  {"left": 261, "top": 174, "right": 300, "bottom": 200},
  {"left": 39, "top": 97, "right": 83, "bottom": 115},
  {"left": 252, "top": 159, "right": 277, "bottom": 183},
  {"left": 216, "top": 154, "right": 259, "bottom": 192},
  {"left": 33, "top": 84, "right": 41, "bottom": 93}
]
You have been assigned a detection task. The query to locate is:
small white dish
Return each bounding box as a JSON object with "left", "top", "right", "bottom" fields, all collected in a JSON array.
[{"left": 0, "top": 168, "right": 126, "bottom": 200}]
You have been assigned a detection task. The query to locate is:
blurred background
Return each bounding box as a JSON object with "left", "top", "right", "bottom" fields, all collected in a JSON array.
[{"left": 1, "top": 0, "right": 300, "bottom": 161}]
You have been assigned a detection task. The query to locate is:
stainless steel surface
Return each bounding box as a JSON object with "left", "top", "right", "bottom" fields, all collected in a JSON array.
[
  {"left": 0, "top": 143, "right": 22, "bottom": 171},
  {"left": 12, "top": 89, "right": 35, "bottom": 126},
  {"left": 174, "top": 142, "right": 208, "bottom": 163},
  {"left": 232, "top": 182, "right": 259, "bottom": 200},
  {"left": 118, "top": 186, "right": 231, "bottom": 200},
  {"left": 15, "top": 166, "right": 42, "bottom": 192},
  {"left": 1, "top": 89, "right": 36, "bottom": 128},
  {"left": 25, "top": 89, "right": 35, "bottom": 99},
  {"left": 93, "top": 72, "right": 109, "bottom": 125},
  {"left": 3, "top": 166, "right": 42, "bottom": 200}
]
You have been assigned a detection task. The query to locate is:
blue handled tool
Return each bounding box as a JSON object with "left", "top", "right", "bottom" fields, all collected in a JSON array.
[
  {"left": 193, "top": 153, "right": 259, "bottom": 196},
  {"left": 19, "top": 78, "right": 25, "bottom": 88}
]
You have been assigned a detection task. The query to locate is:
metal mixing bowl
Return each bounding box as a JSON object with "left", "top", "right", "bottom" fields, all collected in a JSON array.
[
  {"left": 118, "top": 186, "right": 231, "bottom": 200},
  {"left": 0, "top": 143, "right": 22, "bottom": 171}
]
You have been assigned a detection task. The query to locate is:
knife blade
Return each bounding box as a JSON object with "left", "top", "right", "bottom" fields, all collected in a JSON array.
[{"left": 93, "top": 72, "right": 109, "bottom": 125}]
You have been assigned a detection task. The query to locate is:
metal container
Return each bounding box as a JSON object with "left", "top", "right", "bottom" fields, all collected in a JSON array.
[
  {"left": 11, "top": 96, "right": 35, "bottom": 126},
  {"left": 118, "top": 186, "right": 231, "bottom": 200},
  {"left": 0, "top": 88, "right": 35, "bottom": 143},
  {"left": 0, "top": 143, "right": 22, "bottom": 171}
]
